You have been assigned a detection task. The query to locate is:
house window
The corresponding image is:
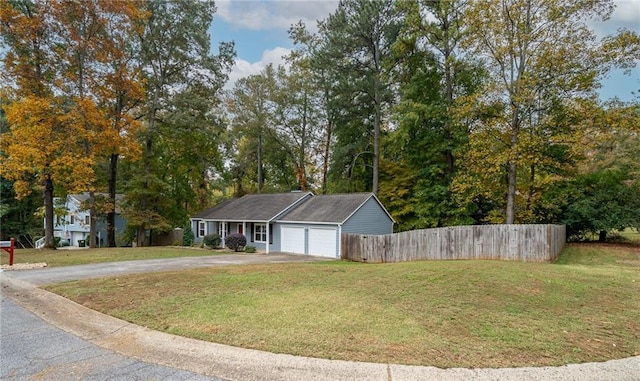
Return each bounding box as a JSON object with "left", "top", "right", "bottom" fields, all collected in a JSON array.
[
  {"left": 198, "top": 221, "right": 205, "bottom": 237},
  {"left": 70, "top": 215, "right": 75, "bottom": 224},
  {"left": 218, "top": 222, "right": 227, "bottom": 237},
  {"left": 85, "top": 215, "right": 90, "bottom": 225},
  {"left": 254, "top": 224, "right": 267, "bottom": 242}
]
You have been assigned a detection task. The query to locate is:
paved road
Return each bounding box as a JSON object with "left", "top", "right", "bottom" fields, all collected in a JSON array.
[
  {"left": 2, "top": 254, "right": 639, "bottom": 381},
  {"left": 1, "top": 296, "right": 220, "bottom": 381}
]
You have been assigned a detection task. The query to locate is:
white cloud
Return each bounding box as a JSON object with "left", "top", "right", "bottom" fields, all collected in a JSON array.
[
  {"left": 216, "top": 0, "right": 338, "bottom": 32},
  {"left": 590, "top": 0, "right": 640, "bottom": 37},
  {"left": 225, "top": 46, "right": 291, "bottom": 89},
  {"left": 611, "top": 0, "right": 640, "bottom": 24}
]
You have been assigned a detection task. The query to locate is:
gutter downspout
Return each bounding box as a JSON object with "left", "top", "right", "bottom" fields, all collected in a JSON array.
[{"left": 337, "top": 224, "right": 342, "bottom": 259}]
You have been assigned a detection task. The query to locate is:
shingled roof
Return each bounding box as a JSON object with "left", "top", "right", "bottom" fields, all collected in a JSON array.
[
  {"left": 192, "top": 191, "right": 312, "bottom": 221},
  {"left": 278, "top": 193, "right": 383, "bottom": 223}
]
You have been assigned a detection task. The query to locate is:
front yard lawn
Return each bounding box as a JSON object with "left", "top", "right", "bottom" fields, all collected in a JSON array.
[{"left": 44, "top": 243, "right": 640, "bottom": 368}]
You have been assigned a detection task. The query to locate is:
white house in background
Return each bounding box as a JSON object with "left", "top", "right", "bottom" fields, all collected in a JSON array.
[
  {"left": 190, "top": 192, "right": 394, "bottom": 258},
  {"left": 49, "top": 193, "right": 126, "bottom": 247}
]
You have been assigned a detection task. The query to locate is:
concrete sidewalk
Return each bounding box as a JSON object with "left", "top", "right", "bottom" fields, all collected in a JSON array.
[{"left": 1, "top": 255, "right": 639, "bottom": 381}]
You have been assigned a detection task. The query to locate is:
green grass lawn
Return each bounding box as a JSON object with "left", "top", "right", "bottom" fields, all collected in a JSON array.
[
  {"left": 44, "top": 243, "right": 640, "bottom": 368},
  {"left": 1, "top": 246, "right": 230, "bottom": 267}
]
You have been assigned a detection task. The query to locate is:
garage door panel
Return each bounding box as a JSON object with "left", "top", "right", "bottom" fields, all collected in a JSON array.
[
  {"left": 281, "top": 226, "right": 305, "bottom": 254},
  {"left": 309, "top": 227, "right": 337, "bottom": 258}
]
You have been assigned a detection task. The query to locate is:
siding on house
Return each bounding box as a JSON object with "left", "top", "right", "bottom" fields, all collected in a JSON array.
[
  {"left": 52, "top": 193, "right": 127, "bottom": 247},
  {"left": 342, "top": 196, "right": 394, "bottom": 235}
]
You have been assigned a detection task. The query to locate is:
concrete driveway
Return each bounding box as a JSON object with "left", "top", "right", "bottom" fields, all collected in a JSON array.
[{"left": 1, "top": 253, "right": 639, "bottom": 381}]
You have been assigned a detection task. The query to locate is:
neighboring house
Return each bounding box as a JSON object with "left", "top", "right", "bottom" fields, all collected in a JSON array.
[
  {"left": 190, "top": 192, "right": 394, "bottom": 258},
  {"left": 49, "top": 193, "right": 126, "bottom": 247}
]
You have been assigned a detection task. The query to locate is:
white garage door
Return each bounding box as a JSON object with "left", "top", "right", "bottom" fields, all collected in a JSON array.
[
  {"left": 308, "top": 227, "right": 338, "bottom": 258},
  {"left": 281, "top": 226, "right": 305, "bottom": 254}
]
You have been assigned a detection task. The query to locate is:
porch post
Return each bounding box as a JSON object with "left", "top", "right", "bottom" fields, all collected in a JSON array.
[
  {"left": 266, "top": 222, "right": 270, "bottom": 254},
  {"left": 221, "top": 222, "right": 226, "bottom": 248}
]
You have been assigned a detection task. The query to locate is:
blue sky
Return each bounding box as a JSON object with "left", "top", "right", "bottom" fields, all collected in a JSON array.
[{"left": 210, "top": 0, "right": 639, "bottom": 101}]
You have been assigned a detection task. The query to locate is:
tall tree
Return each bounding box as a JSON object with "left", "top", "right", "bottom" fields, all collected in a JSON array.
[
  {"left": 316, "top": 0, "right": 402, "bottom": 194},
  {"left": 384, "top": 0, "right": 484, "bottom": 229},
  {"left": 48, "top": 0, "right": 130, "bottom": 248},
  {"left": 1, "top": 0, "right": 146, "bottom": 248},
  {"left": 0, "top": 0, "right": 74, "bottom": 249},
  {"left": 127, "top": 0, "right": 233, "bottom": 246},
  {"left": 457, "top": 0, "right": 640, "bottom": 224},
  {"left": 228, "top": 67, "right": 285, "bottom": 194},
  {"left": 289, "top": 21, "right": 340, "bottom": 194},
  {"left": 100, "top": 0, "right": 146, "bottom": 247},
  {"left": 271, "top": 57, "right": 324, "bottom": 191}
]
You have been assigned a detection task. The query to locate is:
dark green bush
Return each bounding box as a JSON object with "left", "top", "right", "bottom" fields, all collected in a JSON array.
[
  {"left": 245, "top": 245, "right": 256, "bottom": 253},
  {"left": 183, "top": 225, "right": 194, "bottom": 246},
  {"left": 203, "top": 233, "right": 221, "bottom": 248},
  {"left": 225, "top": 233, "right": 247, "bottom": 252}
]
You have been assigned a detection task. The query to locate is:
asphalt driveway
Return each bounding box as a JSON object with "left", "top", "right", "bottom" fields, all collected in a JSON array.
[{"left": 1, "top": 253, "right": 639, "bottom": 381}]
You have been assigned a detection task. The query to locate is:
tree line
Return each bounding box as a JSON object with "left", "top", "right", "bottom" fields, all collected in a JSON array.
[{"left": 1, "top": 0, "right": 639, "bottom": 249}]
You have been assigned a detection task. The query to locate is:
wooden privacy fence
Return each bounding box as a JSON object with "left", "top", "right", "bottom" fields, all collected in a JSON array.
[{"left": 341, "top": 224, "right": 566, "bottom": 263}]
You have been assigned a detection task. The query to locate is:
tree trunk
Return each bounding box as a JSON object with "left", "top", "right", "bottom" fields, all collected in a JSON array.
[
  {"left": 505, "top": 161, "right": 517, "bottom": 224},
  {"left": 321, "top": 120, "right": 332, "bottom": 194},
  {"left": 136, "top": 226, "right": 146, "bottom": 247},
  {"left": 107, "top": 153, "right": 118, "bottom": 247},
  {"left": 257, "top": 132, "right": 263, "bottom": 193},
  {"left": 598, "top": 230, "right": 607, "bottom": 242},
  {"left": 43, "top": 174, "right": 56, "bottom": 249},
  {"left": 88, "top": 191, "right": 97, "bottom": 248},
  {"left": 372, "top": 44, "right": 382, "bottom": 195},
  {"left": 505, "top": 104, "right": 520, "bottom": 224},
  {"left": 321, "top": 78, "right": 333, "bottom": 194}
]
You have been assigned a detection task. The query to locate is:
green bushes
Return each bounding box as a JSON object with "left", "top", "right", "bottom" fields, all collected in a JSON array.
[
  {"left": 225, "top": 233, "right": 246, "bottom": 252},
  {"left": 183, "top": 225, "right": 194, "bottom": 246},
  {"left": 203, "top": 234, "right": 221, "bottom": 248}
]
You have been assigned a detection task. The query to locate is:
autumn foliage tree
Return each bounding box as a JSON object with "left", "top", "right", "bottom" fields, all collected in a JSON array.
[
  {"left": 1, "top": 0, "right": 145, "bottom": 248},
  {"left": 454, "top": 0, "right": 640, "bottom": 224},
  {"left": 0, "top": 1, "right": 75, "bottom": 249}
]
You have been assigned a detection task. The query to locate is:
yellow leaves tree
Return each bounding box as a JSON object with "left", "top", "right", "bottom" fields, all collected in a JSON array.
[
  {"left": 1, "top": 0, "right": 145, "bottom": 248},
  {"left": 455, "top": 0, "right": 640, "bottom": 224},
  {"left": 0, "top": 96, "right": 94, "bottom": 248},
  {"left": 47, "top": 0, "right": 145, "bottom": 247}
]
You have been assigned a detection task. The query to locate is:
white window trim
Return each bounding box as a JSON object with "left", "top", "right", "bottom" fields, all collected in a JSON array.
[
  {"left": 254, "top": 223, "right": 267, "bottom": 243},
  {"left": 198, "top": 221, "right": 206, "bottom": 237}
]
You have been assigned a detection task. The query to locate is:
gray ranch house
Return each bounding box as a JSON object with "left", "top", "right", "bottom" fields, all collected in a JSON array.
[{"left": 190, "top": 192, "right": 394, "bottom": 258}]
